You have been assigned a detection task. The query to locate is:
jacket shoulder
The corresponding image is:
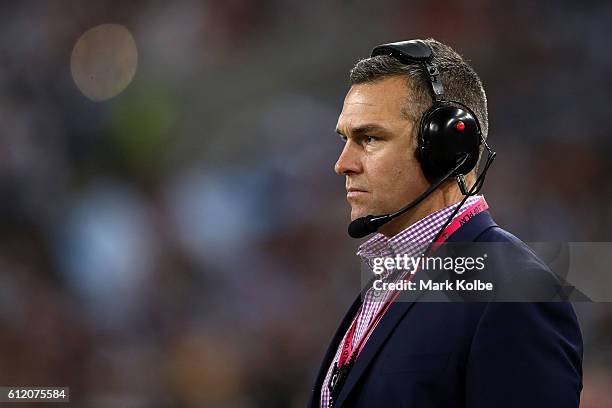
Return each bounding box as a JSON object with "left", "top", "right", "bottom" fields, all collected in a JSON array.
[
  {"left": 476, "top": 225, "right": 549, "bottom": 269},
  {"left": 468, "top": 225, "right": 565, "bottom": 300}
]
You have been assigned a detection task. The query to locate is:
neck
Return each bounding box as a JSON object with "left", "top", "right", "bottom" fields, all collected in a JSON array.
[{"left": 377, "top": 183, "right": 464, "bottom": 238}]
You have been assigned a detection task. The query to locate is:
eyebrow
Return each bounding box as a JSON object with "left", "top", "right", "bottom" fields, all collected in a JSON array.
[{"left": 335, "top": 124, "right": 389, "bottom": 137}]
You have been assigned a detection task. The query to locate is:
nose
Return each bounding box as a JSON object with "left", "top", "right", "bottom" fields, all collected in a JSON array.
[{"left": 334, "top": 140, "right": 362, "bottom": 176}]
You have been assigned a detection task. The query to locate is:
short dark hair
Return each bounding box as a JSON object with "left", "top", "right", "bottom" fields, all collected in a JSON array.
[{"left": 349, "top": 38, "right": 488, "bottom": 169}]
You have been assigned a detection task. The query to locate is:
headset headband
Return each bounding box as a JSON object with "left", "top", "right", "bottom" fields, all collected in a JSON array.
[{"left": 371, "top": 40, "right": 445, "bottom": 101}]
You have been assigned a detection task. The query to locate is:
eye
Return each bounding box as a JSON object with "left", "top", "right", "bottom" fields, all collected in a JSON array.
[{"left": 364, "top": 135, "right": 378, "bottom": 144}]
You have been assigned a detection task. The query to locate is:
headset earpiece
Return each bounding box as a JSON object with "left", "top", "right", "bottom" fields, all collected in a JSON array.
[{"left": 418, "top": 102, "right": 482, "bottom": 178}]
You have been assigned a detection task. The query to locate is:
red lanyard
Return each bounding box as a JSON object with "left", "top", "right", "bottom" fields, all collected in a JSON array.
[{"left": 337, "top": 197, "right": 489, "bottom": 368}]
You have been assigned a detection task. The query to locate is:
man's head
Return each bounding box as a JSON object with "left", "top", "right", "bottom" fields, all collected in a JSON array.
[{"left": 334, "top": 38, "right": 488, "bottom": 235}]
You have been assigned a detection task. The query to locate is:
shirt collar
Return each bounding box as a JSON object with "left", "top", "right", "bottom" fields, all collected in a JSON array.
[{"left": 357, "top": 195, "right": 484, "bottom": 276}]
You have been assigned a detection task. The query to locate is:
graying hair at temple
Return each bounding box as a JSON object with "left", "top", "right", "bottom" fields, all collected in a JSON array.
[{"left": 349, "top": 38, "right": 489, "bottom": 169}]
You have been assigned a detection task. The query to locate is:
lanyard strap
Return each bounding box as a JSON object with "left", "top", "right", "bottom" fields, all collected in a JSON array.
[
  {"left": 337, "top": 196, "right": 489, "bottom": 368},
  {"left": 430, "top": 196, "right": 489, "bottom": 251},
  {"left": 337, "top": 312, "right": 359, "bottom": 367}
]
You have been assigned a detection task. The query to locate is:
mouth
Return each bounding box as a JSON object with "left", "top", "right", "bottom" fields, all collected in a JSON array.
[{"left": 346, "top": 187, "right": 368, "bottom": 198}]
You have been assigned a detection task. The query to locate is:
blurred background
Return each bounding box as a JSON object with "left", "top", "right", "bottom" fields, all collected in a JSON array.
[{"left": 1, "top": 0, "right": 611, "bottom": 406}]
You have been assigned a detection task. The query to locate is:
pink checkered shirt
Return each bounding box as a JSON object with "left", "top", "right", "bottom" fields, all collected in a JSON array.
[{"left": 320, "top": 195, "right": 484, "bottom": 408}]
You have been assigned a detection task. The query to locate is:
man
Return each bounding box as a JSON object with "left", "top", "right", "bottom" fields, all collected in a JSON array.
[{"left": 309, "top": 39, "right": 583, "bottom": 407}]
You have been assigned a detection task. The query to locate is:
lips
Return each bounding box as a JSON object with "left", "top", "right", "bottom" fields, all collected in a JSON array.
[
  {"left": 346, "top": 187, "right": 368, "bottom": 200},
  {"left": 347, "top": 187, "right": 367, "bottom": 193}
]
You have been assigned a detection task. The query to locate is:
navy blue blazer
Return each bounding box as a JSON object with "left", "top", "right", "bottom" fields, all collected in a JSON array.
[{"left": 309, "top": 211, "right": 583, "bottom": 407}]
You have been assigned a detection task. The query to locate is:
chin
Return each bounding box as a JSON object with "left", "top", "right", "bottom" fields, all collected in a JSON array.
[{"left": 350, "top": 206, "right": 370, "bottom": 221}]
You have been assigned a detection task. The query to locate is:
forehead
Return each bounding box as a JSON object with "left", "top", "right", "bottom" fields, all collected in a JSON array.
[{"left": 336, "top": 76, "right": 410, "bottom": 131}]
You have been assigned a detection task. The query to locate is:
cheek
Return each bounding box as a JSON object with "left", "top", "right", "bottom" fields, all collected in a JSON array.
[
  {"left": 370, "top": 149, "right": 420, "bottom": 187},
  {"left": 366, "top": 149, "right": 427, "bottom": 206}
]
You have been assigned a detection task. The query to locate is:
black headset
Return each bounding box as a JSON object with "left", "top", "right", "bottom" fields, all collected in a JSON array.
[{"left": 371, "top": 39, "right": 494, "bottom": 184}]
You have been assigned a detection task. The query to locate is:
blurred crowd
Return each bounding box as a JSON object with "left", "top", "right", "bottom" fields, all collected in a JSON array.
[{"left": 1, "top": 0, "right": 611, "bottom": 406}]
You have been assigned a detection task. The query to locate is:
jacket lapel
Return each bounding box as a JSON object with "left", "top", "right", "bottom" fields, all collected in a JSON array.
[
  {"left": 331, "top": 270, "right": 436, "bottom": 406},
  {"left": 308, "top": 278, "right": 373, "bottom": 408}
]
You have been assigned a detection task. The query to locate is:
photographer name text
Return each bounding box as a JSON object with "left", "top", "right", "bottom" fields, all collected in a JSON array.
[{"left": 373, "top": 279, "right": 493, "bottom": 292}]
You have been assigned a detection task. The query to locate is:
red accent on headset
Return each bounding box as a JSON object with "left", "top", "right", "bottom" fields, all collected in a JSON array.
[{"left": 454, "top": 121, "right": 465, "bottom": 132}]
